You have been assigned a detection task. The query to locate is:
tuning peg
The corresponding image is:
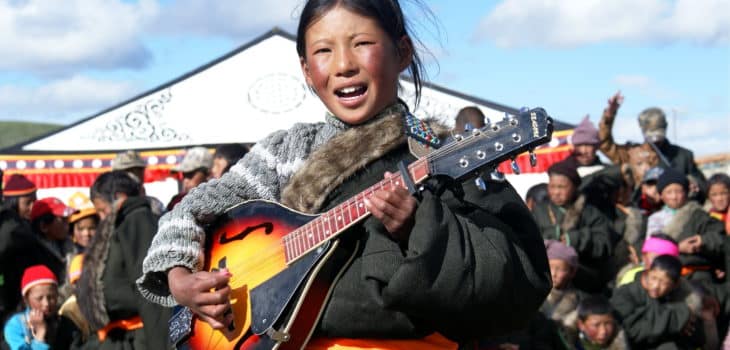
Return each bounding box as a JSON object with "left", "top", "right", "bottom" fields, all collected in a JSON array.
[
  {"left": 530, "top": 151, "right": 538, "bottom": 167},
  {"left": 490, "top": 170, "right": 505, "bottom": 182},
  {"left": 474, "top": 176, "right": 487, "bottom": 191},
  {"left": 511, "top": 159, "right": 521, "bottom": 174}
]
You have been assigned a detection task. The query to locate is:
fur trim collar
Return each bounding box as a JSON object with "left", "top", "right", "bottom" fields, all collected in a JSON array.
[
  {"left": 562, "top": 195, "right": 586, "bottom": 232},
  {"left": 77, "top": 210, "right": 115, "bottom": 330},
  {"left": 280, "top": 104, "right": 408, "bottom": 213},
  {"left": 663, "top": 201, "right": 702, "bottom": 240}
]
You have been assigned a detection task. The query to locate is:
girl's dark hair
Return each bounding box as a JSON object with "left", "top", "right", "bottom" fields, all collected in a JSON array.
[
  {"left": 526, "top": 183, "right": 549, "bottom": 204},
  {"left": 1, "top": 196, "right": 20, "bottom": 214},
  {"left": 1, "top": 193, "right": 36, "bottom": 216},
  {"left": 90, "top": 171, "right": 141, "bottom": 203},
  {"left": 214, "top": 144, "right": 249, "bottom": 174},
  {"left": 708, "top": 173, "right": 730, "bottom": 191},
  {"left": 296, "top": 0, "right": 427, "bottom": 106},
  {"left": 577, "top": 295, "right": 614, "bottom": 322},
  {"left": 649, "top": 254, "right": 682, "bottom": 282}
]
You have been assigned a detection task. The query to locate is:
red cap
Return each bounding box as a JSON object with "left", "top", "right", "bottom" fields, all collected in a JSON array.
[
  {"left": 30, "top": 197, "right": 77, "bottom": 221},
  {"left": 3, "top": 174, "right": 37, "bottom": 197},
  {"left": 21, "top": 265, "right": 58, "bottom": 296}
]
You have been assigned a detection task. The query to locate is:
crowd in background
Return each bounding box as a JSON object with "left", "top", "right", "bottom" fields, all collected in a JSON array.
[{"left": 0, "top": 92, "right": 728, "bottom": 349}]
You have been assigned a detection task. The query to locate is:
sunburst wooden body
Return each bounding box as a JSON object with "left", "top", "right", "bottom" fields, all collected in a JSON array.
[{"left": 175, "top": 200, "right": 353, "bottom": 350}]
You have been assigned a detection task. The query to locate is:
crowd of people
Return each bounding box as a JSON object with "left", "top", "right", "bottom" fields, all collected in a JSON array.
[{"left": 0, "top": 0, "right": 729, "bottom": 349}]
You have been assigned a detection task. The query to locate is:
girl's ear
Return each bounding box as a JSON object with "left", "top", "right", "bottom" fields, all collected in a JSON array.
[
  {"left": 300, "top": 57, "right": 314, "bottom": 88},
  {"left": 396, "top": 36, "right": 414, "bottom": 71}
]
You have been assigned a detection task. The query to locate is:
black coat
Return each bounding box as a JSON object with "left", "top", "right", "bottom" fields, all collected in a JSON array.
[
  {"left": 532, "top": 200, "right": 614, "bottom": 293},
  {"left": 611, "top": 276, "right": 704, "bottom": 349},
  {"left": 79, "top": 196, "right": 171, "bottom": 350},
  {"left": 0, "top": 208, "right": 35, "bottom": 323},
  {"left": 314, "top": 144, "right": 552, "bottom": 341}
]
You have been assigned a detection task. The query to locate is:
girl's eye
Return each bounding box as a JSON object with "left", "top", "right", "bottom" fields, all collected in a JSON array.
[
  {"left": 355, "top": 41, "right": 373, "bottom": 47},
  {"left": 313, "top": 47, "right": 330, "bottom": 55}
]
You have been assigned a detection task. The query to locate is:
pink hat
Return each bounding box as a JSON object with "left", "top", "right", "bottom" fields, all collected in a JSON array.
[
  {"left": 544, "top": 239, "right": 578, "bottom": 268},
  {"left": 642, "top": 236, "right": 679, "bottom": 257}
]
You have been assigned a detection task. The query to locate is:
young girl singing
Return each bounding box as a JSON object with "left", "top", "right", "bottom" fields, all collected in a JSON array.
[{"left": 137, "top": 1, "right": 551, "bottom": 348}]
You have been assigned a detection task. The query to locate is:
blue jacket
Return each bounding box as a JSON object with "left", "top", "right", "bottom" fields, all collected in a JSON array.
[{"left": 2, "top": 309, "right": 49, "bottom": 350}]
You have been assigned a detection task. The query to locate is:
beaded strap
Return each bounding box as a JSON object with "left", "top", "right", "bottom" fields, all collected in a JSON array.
[{"left": 404, "top": 112, "right": 441, "bottom": 149}]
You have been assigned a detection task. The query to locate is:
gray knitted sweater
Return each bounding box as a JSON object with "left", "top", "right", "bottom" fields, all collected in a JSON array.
[{"left": 137, "top": 113, "right": 351, "bottom": 306}]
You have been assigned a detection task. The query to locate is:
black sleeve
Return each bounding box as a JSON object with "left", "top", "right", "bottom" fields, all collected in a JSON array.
[
  {"left": 611, "top": 283, "right": 691, "bottom": 347},
  {"left": 376, "top": 177, "right": 551, "bottom": 339},
  {"left": 566, "top": 206, "right": 614, "bottom": 261}
]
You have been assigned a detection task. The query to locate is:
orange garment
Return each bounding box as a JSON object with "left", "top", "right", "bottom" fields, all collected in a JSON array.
[
  {"left": 305, "top": 332, "right": 458, "bottom": 350},
  {"left": 68, "top": 254, "right": 84, "bottom": 284},
  {"left": 681, "top": 265, "right": 712, "bottom": 277},
  {"left": 97, "top": 316, "right": 144, "bottom": 341}
]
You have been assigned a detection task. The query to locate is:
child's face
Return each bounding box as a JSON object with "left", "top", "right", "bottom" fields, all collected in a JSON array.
[
  {"left": 548, "top": 259, "right": 575, "bottom": 290},
  {"left": 300, "top": 6, "right": 411, "bottom": 125},
  {"left": 42, "top": 215, "right": 69, "bottom": 241},
  {"left": 578, "top": 314, "right": 616, "bottom": 347},
  {"left": 25, "top": 283, "right": 58, "bottom": 318},
  {"left": 708, "top": 183, "right": 729, "bottom": 212},
  {"left": 660, "top": 183, "right": 686, "bottom": 209},
  {"left": 641, "top": 182, "right": 660, "bottom": 204},
  {"left": 73, "top": 216, "right": 97, "bottom": 248},
  {"left": 17, "top": 194, "right": 36, "bottom": 221},
  {"left": 548, "top": 174, "right": 575, "bottom": 207},
  {"left": 642, "top": 268, "right": 677, "bottom": 299}
]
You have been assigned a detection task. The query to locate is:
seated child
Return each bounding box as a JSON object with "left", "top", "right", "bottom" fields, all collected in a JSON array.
[
  {"left": 568, "top": 295, "right": 628, "bottom": 350},
  {"left": 2, "top": 265, "right": 81, "bottom": 349},
  {"left": 645, "top": 169, "right": 725, "bottom": 282},
  {"left": 611, "top": 255, "right": 718, "bottom": 349},
  {"left": 706, "top": 173, "right": 729, "bottom": 229},
  {"left": 542, "top": 240, "right": 582, "bottom": 330},
  {"left": 616, "top": 233, "right": 679, "bottom": 286}
]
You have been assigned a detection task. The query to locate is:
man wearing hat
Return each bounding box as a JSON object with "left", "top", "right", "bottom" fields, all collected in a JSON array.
[
  {"left": 112, "top": 150, "right": 166, "bottom": 217},
  {"left": 0, "top": 175, "right": 38, "bottom": 326},
  {"left": 26, "top": 197, "right": 76, "bottom": 287},
  {"left": 2, "top": 174, "right": 37, "bottom": 222},
  {"left": 166, "top": 146, "right": 213, "bottom": 210},
  {"left": 531, "top": 161, "right": 614, "bottom": 293},
  {"left": 565, "top": 115, "right": 603, "bottom": 168},
  {"left": 597, "top": 92, "right": 705, "bottom": 197}
]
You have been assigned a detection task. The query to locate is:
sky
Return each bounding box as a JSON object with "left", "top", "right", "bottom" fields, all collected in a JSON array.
[{"left": 1, "top": 0, "right": 728, "bottom": 157}]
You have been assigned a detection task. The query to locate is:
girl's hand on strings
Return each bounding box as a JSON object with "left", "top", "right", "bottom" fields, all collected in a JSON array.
[
  {"left": 365, "top": 171, "right": 417, "bottom": 242},
  {"left": 168, "top": 266, "right": 233, "bottom": 330}
]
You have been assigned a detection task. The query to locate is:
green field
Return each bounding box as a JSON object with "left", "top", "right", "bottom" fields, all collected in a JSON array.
[{"left": 0, "top": 121, "right": 63, "bottom": 150}]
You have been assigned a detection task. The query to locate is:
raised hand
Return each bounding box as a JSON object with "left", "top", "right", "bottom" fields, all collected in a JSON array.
[
  {"left": 678, "top": 235, "right": 702, "bottom": 254},
  {"left": 168, "top": 267, "right": 233, "bottom": 329},
  {"left": 604, "top": 91, "right": 624, "bottom": 121},
  {"left": 365, "top": 171, "right": 417, "bottom": 242},
  {"left": 27, "top": 309, "right": 47, "bottom": 341}
]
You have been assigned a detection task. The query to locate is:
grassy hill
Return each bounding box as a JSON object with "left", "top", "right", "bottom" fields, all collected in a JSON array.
[{"left": 0, "top": 121, "right": 63, "bottom": 150}]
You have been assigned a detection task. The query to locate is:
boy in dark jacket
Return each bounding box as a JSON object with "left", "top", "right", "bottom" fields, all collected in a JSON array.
[{"left": 532, "top": 161, "right": 614, "bottom": 293}]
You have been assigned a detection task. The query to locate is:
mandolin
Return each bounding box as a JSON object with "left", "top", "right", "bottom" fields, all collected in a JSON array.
[{"left": 169, "top": 108, "right": 553, "bottom": 350}]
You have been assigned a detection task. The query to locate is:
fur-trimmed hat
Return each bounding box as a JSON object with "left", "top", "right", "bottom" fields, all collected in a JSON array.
[
  {"left": 172, "top": 147, "right": 213, "bottom": 173},
  {"left": 111, "top": 150, "right": 146, "bottom": 170},
  {"left": 638, "top": 108, "right": 667, "bottom": 143},
  {"left": 21, "top": 265, "right": 58, "bottom": 296},
  {"left": 3, "top": 174, "right": 37, "bottom": 197},
  {"left": 571, "top": 115, "right": 599, "bottom": 145}
]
